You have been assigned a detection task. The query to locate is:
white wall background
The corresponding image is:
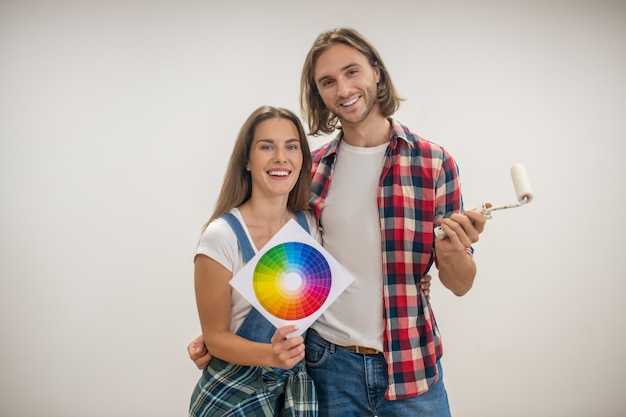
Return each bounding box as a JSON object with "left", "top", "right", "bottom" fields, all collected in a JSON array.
[{"left": 1, "top": 1, "right": 625, "bottom": 416}]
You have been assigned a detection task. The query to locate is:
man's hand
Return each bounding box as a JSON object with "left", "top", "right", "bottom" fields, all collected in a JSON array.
[
  {"left": 435, "top": 205, "right": 490, "bottom": 296},
  {"left": 187, "top": 334, "right": 212, "bottom": 370}
]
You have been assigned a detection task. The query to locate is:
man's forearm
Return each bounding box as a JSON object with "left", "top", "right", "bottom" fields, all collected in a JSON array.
[{"left": 438, "top": 252, "right": 476, "bottom": 296}]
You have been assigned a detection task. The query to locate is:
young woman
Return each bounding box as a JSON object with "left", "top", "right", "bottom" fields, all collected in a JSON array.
[{"left": 189, "top": 105, "right": 318, "bottom": 417}]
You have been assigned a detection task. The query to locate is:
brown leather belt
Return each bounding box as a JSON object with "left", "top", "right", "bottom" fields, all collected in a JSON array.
[
  {"left": 343, "top": 345, "right": 380, "bottom": 355},
  {"left": 308, "top": 330, "right": 381, "bottom": 355}
]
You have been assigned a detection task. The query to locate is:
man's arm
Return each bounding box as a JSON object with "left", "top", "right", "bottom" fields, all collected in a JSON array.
[{"left": 435, "top": 210, "right": 487, "bottom": 296}]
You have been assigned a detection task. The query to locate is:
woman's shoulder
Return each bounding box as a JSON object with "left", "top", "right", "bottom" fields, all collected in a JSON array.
[{"left": 196, "top": 211, "right": 240, "bottom": 260}]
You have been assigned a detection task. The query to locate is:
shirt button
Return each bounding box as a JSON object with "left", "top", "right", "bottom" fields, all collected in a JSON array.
[{"left": 318, "top": 203, "right": 324, "bottom": 208}]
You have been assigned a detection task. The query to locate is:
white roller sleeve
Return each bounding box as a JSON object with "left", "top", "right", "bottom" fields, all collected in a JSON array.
[{"left": 510, "top": 163, "right": 533, "bottom": 203}]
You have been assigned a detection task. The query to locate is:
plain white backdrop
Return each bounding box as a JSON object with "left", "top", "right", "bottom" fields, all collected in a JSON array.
[{"left": 1, "top": 1, "right": 625, "bottom": 416}]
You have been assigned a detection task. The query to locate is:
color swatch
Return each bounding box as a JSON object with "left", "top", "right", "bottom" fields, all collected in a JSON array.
[{"left": 253, "top": 242, "right": 332, "bottom": 320}]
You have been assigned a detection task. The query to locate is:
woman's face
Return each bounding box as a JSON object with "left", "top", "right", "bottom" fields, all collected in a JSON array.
[{"left": 246, "top": 117, "right": 303, "bottom": 200}]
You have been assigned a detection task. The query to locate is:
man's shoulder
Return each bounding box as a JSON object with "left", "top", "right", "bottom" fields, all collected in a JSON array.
[
  {"left": 391, "top": 118, "right": 445, "bottom": 154},
  {"left": 310, "top": 137, "right": 339, "bottom": 163}
]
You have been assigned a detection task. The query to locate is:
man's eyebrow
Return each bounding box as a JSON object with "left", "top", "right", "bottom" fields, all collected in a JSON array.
[
  {"left": 316, "top": 62, "right": 361, "bottom": 84},
  {"left": 316, "top": 74, "right": 331, "bottom": 84}
]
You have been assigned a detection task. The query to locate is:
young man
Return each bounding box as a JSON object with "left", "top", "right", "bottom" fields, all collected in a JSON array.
[{"left": 189, "top": 28, "right": 487, "bottom": 417}]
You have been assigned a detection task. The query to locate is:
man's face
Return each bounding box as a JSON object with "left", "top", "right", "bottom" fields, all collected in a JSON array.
[{"left": 313, "top": 43, "right": 381, "bottom": 127}]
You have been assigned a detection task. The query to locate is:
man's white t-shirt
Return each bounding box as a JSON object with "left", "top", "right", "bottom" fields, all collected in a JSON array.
[{"left": 310, "top": 140, "right": 388, "bottom": 350}]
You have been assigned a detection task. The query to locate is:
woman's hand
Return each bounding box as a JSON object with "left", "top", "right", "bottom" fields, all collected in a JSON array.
[
  {"left": 271, "top": 325, "right": 306, "bottom": 370},
  {"left": 420, "top": 274, "right": 432, "bottom": 299}
]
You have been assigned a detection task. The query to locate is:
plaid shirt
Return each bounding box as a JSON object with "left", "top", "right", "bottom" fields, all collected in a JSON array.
[{"left": 310, "top": 118, "right": 468, "bottom": 400}]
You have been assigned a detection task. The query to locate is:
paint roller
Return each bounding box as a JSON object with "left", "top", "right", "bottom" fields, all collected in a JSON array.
[{"left": 434, "top": 163, "right": 534, "bottom": 240}]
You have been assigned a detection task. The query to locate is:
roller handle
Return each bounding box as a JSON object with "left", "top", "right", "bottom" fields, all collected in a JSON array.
[{"left": 434, "top": 163, "right": 533, "bottom": 240}]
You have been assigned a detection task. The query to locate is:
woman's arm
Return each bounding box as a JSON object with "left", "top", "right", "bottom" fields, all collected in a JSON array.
[
  {"left": 188, "top": 273, "right": 433, "bottom": 368},
  {"left": 194, "top": 255, "right": 304, "bottom": 369}
]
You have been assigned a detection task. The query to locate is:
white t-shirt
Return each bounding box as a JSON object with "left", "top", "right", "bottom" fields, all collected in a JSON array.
[
  {"left": 310, "top": 140, "right": 388, "bottom": 350},
  {"left": 195, "top": 207, "right": 320, "bottom": 333}
]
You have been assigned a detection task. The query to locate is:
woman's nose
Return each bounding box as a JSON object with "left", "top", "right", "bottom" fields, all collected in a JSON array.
[{"left": 274, "top": 148, "right": 286, "bottom": 162}]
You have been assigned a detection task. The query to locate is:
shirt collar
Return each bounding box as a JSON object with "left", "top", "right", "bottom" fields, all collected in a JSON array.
[
  {"left": 318, "top": 117, "right": 417, "bottom": 156},
  {"left": 389, "top": 118, "right": 417, "bottom": 150}
]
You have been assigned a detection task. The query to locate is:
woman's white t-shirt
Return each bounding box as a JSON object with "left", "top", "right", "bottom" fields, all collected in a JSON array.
[{"left": 195, "top": 207, "right": 320, "bottom": 333}]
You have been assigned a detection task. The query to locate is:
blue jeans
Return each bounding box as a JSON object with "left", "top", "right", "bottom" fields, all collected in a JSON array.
[{"left": 305, "top": 330, "right": 451, "bottom": 417}]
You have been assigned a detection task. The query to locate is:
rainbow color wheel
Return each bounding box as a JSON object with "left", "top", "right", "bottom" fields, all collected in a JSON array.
[{"left": 253, "top": 242, "right": 332, "bottom": 320}]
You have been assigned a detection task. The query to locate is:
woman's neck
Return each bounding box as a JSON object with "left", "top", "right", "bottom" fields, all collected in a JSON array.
[
  {"left": 238, "top": 199, "right": 291, "bottom": 227},
  {"left": 238, "top": 199, "right": 292, "bottom": 250}
]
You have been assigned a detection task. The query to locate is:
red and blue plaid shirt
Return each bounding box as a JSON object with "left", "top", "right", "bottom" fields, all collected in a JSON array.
[{"left": 309, "top": 118, "right": 469, "bottom": 400}]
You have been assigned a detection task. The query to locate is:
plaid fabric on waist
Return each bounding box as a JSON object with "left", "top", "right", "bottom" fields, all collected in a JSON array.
[{"left": 189, "top": 358, "right": 317, "bottom": 417}]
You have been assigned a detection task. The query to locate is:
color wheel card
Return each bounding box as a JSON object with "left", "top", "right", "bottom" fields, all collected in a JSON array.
[{"left": 230, "top": 219, "right": 354, "bottom": 338}]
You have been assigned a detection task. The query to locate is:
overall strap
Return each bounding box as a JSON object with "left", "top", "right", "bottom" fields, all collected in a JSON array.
[
  {"left": 294, "top": 211, "right": 310, "bottom": 234},
  {"left": 220, "top": 212, "right": 275, "bottom": 345},
  {"left": 221, "top": 212, "right": 256, "bottom": 263}
]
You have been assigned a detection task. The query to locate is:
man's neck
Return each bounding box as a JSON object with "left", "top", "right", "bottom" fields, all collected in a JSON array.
[{"left": 341, "top": 114, "right": 391, "bottom": 148}]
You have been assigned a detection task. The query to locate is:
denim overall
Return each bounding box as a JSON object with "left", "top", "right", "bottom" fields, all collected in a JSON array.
[
  {"left": 222, "top": 212, "right": 310, "bottom": 344},
  {"left": 188, "top": 212, "right": 316, "bottom": 417}
]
